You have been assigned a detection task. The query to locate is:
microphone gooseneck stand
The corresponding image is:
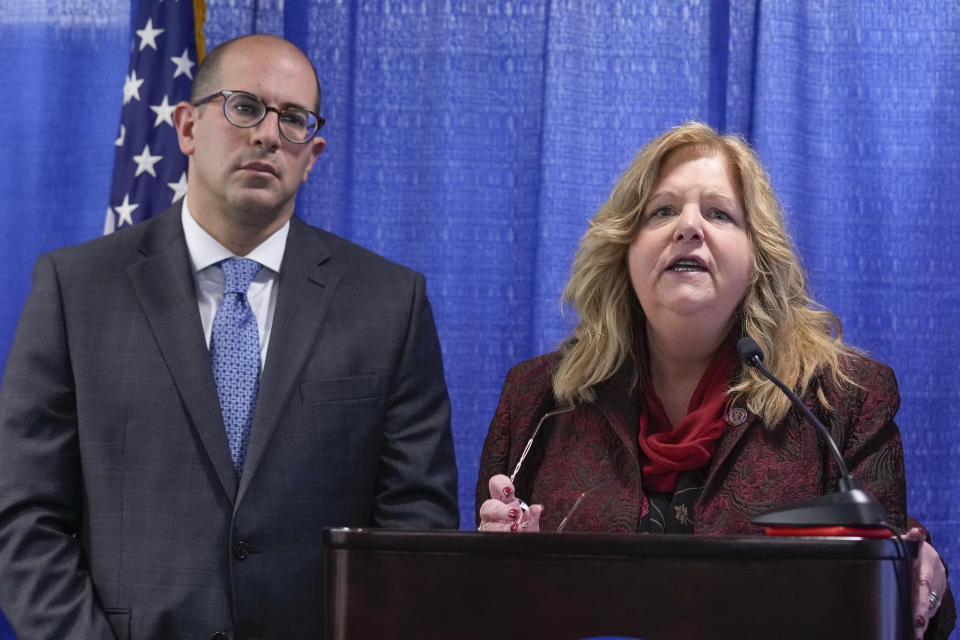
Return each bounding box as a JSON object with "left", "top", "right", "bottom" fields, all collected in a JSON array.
[{"left": 737, "top": 336, "right": 913, "bottom": 640}]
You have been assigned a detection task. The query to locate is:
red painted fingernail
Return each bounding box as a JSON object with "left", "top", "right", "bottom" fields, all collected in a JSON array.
[
  {"left": 508, "top": 508, "right": 519, "bottom": 518},
  {"left": 510, "top": 523, "right": 518, "bottom": 531},
  {"left": 915, "top": 615, "right": 925, "bottom": 628},
  {"left": 503, "top": 487, "right": 512, "bottom": 497}
]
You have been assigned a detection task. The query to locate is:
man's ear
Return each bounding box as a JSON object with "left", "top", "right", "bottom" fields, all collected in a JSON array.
[
  {"left": 173, "top": 102, "right": 198, "bottom": 156},
  {"left": 301, "top": 136, "right": 326, "bottom": 183}
]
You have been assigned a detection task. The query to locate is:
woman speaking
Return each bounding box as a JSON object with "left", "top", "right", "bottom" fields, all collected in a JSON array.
[{"left": 476, "top": 122, "right": 954, "bottom": 639}]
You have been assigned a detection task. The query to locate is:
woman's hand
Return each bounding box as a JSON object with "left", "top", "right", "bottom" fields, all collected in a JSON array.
[
  {"left": 905, "top": 527, "right": 947, "bottom": 638},
  {"left": 477, "top": 474, "right": 542, "bottom": 532}
]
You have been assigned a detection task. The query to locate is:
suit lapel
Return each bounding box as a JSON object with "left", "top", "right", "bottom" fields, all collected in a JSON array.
[
  {"left": 126, "top": 206, "right": 238, "bottom": 501},
  {"left": 238, "top": 217, "right": 338, "bottom": 500}
]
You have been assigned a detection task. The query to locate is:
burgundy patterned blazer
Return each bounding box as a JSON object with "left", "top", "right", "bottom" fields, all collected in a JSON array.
[{"left": 476, "top": 349, "right": 957, "bottom": 639}]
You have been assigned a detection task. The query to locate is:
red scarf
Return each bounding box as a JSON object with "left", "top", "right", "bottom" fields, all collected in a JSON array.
[{"left": 638, "top": 342, "right": 736, "bottom": 493}]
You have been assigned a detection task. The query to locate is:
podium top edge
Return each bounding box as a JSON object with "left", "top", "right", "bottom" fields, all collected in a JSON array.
[{"left": 321, "top": 528, "right": 915, "bottom": 560}]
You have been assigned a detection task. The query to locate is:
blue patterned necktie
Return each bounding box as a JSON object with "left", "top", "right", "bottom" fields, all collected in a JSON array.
[{"left": 211, "top": 257, "right": 263, "bottom": 478}]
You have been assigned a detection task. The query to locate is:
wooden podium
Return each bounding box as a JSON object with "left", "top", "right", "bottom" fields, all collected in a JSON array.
[{"left": 324, "top": 528, "right": 913, "bottom": 640}]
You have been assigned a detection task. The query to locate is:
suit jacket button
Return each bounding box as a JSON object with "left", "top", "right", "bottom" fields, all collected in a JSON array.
[
  {"left": 210, "top": 633, "right": 229, "bottom": 640},
  {"left": 233, "top": 541, "right": 250, "bottom": 560}
]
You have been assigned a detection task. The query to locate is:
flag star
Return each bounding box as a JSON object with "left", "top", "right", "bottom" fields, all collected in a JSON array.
[
  {"left": 115, "top": 124, "right": 126, "bottom": 147},
  {"left": 123, "top": 70, "right": 145, "bottom": 105},
  {"left": 113, "top": 194, "right": 139, "bottom": 227},
  {"left": 132, "top": 144, "right": 163, "bottom": 177},
  {"left": 150, "top": 95, "right": 177, "bottom": 127},
  {"left": 167, "top": 171, "right": 188, "bottom": 202},
  {"left": 171, "top": 48, "right": 195, "bottom": 79},
  {"left": 136, "top": 18, "right": 164, "bottom": 51}
]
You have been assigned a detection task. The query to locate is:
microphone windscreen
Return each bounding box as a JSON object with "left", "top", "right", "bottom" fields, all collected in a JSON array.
[{"left": 737, "top": 336, "right": 764, "bottom": 365}]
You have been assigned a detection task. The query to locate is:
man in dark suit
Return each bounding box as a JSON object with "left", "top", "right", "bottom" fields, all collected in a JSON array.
[{"left": 0, "top": 34, "right": 458, "bottom": 639}]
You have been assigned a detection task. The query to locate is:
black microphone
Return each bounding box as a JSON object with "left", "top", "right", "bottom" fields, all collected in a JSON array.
[{"left": 736, "top": 336, "right": 887, "bottom": 528}]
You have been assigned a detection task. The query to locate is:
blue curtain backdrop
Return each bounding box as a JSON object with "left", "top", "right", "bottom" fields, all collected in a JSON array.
[{"left": 1, "top": 0, "right": 958, "bottom": 636}]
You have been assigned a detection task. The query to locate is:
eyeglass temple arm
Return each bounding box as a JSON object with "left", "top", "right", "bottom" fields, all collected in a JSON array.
[{"left": 508, "top": 404, "right": 575, "bottom": 484}]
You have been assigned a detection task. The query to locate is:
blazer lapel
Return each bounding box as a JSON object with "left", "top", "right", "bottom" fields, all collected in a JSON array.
[
  {"left": 593, "top": 361, "right": 642, "bottom": 470},
  {"left": 701, "top": 402, "right": 757, "bottom": 496},
  {"left": 592, "top": 359, "right": 757, "bottom": 496},
  {"left": 127, "top": 207, "right": 238, "bottom": 501},
  {"left": 237, "top": 217, "right": 338, "bottom": 500}
]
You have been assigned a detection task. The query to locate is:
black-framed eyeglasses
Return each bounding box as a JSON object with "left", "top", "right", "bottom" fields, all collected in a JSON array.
[{"left": 193, "top": 89, "right": 324, "bottom": 144}]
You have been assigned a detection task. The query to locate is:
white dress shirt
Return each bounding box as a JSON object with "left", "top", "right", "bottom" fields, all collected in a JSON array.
[{"left": 181, "top": 200, "right": 288, "bottom": 367}]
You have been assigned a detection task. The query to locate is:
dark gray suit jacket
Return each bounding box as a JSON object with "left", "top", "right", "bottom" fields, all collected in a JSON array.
[{"left": 0, "top": 205, "right": 459, "bottom": 639}]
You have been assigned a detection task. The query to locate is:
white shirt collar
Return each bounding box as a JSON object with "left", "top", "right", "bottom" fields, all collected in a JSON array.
[{"left": 181, "top": 199, "right": 289, "bottom": 274}]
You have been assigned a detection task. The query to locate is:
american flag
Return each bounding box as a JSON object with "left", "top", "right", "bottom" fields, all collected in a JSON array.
[{"left": 106, "top": 0, "right": 205, "bottom": 234}]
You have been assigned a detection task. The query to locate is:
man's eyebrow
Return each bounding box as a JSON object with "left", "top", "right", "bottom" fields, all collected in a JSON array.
[{"left": 279, "top": 100, "right": 312, "bottom": 111}]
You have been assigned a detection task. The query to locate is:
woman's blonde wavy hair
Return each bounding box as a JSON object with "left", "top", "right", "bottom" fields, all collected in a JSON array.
[{"left": 553, "top": 121, "right": 858, "bottom": 425}]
